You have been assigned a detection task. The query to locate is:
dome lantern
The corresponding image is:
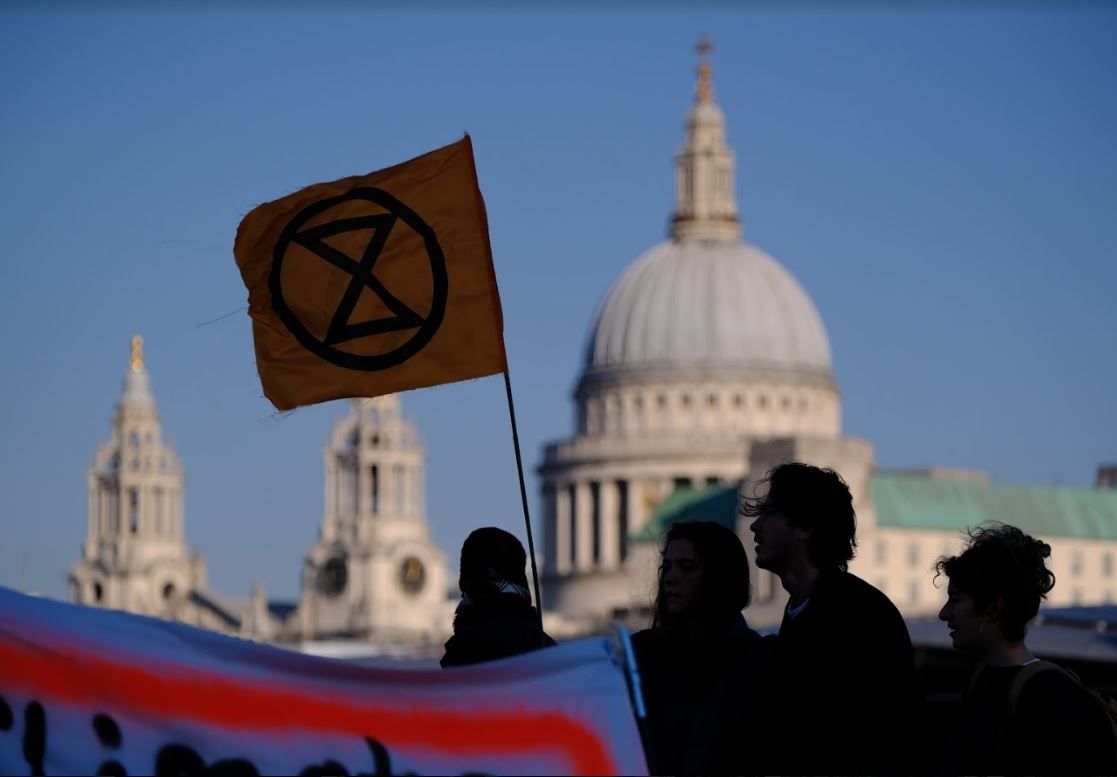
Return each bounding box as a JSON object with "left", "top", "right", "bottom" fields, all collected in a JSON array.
[{"left": 670, "top": 38, "right": 741, "bottom": 243}]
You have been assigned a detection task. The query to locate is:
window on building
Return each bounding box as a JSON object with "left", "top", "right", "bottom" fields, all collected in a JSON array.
[
  {"left": 733, "top": 394, "right": 743, "bottom": 408},
  {"left": 129, "top": 489, "right": 139, "bottom": 533},
  {"left": 707, "top": 394, "right": 717, "bottom": 408},
  {"left": 618, "top": 480, "right": 629, "bottom": 563},
  {"left": 93, "top": 582, "right": 103, "bottom": 602},
  {"left": 154, "top": 487, "right": 164, "bottom": 535},
  {"left": 1104, "top": 553, "right": 1113, "bottom": 579},
  {"left": 758, "top": 394, "right": 768, "bottom": 409},
  {"left": 673, "top": 477, "right": 693, "bottom": 491},
  {"left": 681, "top": 394, "right": 691, "bottom": 409},
  {"left": 909, "top": 580, "right": 920, "bottom": 605},
  {"left": 908, "top": 542, "right": 920, "bottom": 568},
  {"left": 1072, "top": 550, "right": 1083, "bottom": 577},
  {"left": 370, "top": 465, "right": 380, "bottom": 514},
  {"left": 876, "top": 539, "right": 887, "bottom": 564}
]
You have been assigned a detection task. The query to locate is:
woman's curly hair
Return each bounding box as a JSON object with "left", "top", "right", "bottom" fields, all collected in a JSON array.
[{"left": 934, "top": 523, "right": 1056, "bottom": 642}]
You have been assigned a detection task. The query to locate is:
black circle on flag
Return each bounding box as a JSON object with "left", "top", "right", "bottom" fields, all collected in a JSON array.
[{"left": 269, "top": 187, "right": 449, "bottom": 371}]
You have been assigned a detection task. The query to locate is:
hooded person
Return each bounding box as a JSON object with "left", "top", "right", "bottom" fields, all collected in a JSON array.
[{"left": 440, "top": 526, "right": 556, "bottom": 668}]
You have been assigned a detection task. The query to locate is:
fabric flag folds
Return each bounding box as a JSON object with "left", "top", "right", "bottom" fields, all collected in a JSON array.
[
  {"left": 0, "top": 586, "right": 649, "bottom": 776},
  {"left": 234, "top": 135, "right": 506, "bottom": 411}
]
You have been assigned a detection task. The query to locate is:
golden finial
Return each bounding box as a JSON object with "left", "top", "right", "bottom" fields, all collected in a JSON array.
[
  {"left": 696, "top": 36, "right": 714, "bottom": 103},
  {"left": 130, "top": 334, "right": 144, "bottom": 373}
]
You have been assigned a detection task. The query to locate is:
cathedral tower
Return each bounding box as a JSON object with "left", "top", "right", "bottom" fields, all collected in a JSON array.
[
  {"left": 296, "top": 395, "right": 448, "bottom": 643},
  {"left": 70, "top": 336, "right": 204, "bottom": 618}
]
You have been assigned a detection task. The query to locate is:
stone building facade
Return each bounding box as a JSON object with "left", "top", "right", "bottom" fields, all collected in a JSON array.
[
  {"left": 538, "top": 45, "right": 1117, "bottom": 632},
  {"left": 70, "top": 338, "right": 450, "bottom": 649}
]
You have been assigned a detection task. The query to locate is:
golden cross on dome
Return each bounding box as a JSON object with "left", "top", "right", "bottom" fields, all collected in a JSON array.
[
  {"left": 130, "top": 334, "right": 144, "bottom": 373},
  {"left": 695, "top": 36, "right": 714, "bottom": 103}
]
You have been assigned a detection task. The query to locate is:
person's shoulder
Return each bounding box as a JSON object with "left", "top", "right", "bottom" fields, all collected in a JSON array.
[
  {"left": 1015, "top": 663, "right": 1117, "bottom": 750},
  {"left": 1018, "top": 663, "right": 1095, "bottom": 708},
  {"left": 830, "top": 571, "right": 912, "bottom": 641},
  {"left": 840, "top": 571, "right": 904, "bottom": 613}
]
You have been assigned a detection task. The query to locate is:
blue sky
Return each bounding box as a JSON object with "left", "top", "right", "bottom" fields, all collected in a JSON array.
[{"left": 1, "top": 5, "right": 1114, "bottom": 602}]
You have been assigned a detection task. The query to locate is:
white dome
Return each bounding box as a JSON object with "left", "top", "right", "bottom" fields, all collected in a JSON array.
[{"left": 583, "top": 238, "right": 832, "bottom": 378}]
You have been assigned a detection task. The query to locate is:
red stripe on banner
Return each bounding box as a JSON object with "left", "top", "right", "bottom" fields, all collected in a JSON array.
[{"left": 0, "top": 636, "right": 616, "bottom": 775}]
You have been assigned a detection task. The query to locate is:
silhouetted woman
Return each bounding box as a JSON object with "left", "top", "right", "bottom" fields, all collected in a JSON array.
[
  {"left": 632, "top": 520, "right": 768, "bottom": 776},
  {"left": 441, "top": 527, "right": 555, "bottom": 668},
  {"left": 937, "top": 523, "right": 1116, "bottom": 775}
]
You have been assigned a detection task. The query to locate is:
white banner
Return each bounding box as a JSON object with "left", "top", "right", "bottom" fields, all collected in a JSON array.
[{"left": 0, "top": 586, "right": 647, "bottom": 775}]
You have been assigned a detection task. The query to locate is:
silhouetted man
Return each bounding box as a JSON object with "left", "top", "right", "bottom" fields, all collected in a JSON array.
[{"left": 743, "top": 463, "right": 924, "bottom": 775}]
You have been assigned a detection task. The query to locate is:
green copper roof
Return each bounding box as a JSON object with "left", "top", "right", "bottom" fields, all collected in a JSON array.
[
  {"left": 870, "top": 473, "right": 1117, "bottom": 541},
  {"left": 632, "top": 484, "right": 739, "bottom": 543}
]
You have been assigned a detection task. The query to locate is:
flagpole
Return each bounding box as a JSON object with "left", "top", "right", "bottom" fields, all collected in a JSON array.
[{"left": 502, "top": 367, "right": 545, "bottom": 635}]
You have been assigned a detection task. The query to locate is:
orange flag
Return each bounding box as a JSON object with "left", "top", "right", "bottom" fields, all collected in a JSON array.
[{"left": 234, "top": 136, "right": 506, "bottom": 411}]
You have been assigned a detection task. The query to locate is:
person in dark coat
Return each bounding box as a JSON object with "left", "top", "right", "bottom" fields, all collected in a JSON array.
[
  {"left": 742, "top": 462, "right": 925, "bottom": 776},
  {"left": 936, "top": 523, "right": 1117, "bottom": 776},
  {"left": 631, "top": 520, "right": 770, "bottom": 776},
  {"left": 440, "top": 527, "right": 555, "bottom": 668}
]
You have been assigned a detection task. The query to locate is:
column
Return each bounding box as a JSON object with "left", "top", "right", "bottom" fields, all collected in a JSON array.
[
  {"left": 88, "top": 487, "right": 97, "bottom": 541},
  {"left": 599, "top": 480, "right": 620, "bottom": 570},
  {"left": 554, "top": 483, "right": 571, "bottom": 575},
  {"left": 574, "top": 481, "right": 594, "bottom": 572}
]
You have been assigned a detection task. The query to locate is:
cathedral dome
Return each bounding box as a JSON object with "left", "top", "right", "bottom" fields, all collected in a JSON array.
[
  {"left": 579, "top": 43, "right": 832, "bottom": 386},
  {"left": 584, "top": 238, "right": 831, "bottom": 378}
]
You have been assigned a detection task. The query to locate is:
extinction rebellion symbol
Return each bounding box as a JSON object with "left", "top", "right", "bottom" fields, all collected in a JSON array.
[{"left": 268, "top": 188, "right": 449, "bottom": 371}]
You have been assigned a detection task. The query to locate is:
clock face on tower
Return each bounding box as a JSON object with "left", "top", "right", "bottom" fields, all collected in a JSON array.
[
  {"left": 399, "top": 556, "right": 426, "bottom": 595},
  {"left": 317, "top": 556, "right": 348, "bottom": 597}
]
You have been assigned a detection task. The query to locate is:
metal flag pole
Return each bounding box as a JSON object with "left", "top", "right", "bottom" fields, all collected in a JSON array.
[{"left": 502, "top": 367, "right": 545, "bottom": 637}]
